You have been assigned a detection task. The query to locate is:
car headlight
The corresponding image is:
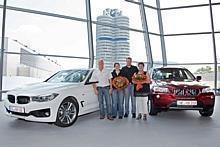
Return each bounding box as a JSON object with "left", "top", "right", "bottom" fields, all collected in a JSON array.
[
  {"left": 153, "top": 86, "right": 169, "bottom": 93},
  {"left": 202, "top": 87, "right": 213, "bottom": 93},
  {"left": 32, "top": 93, "right": 59, "bottom": 102}
]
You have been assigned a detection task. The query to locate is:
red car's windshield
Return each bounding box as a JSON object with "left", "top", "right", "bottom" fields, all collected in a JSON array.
[{"left": 152, "top": 68, "right": 195, "bottom": 81}]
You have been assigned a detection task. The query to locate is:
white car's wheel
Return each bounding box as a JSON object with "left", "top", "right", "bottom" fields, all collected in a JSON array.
[{"left": 55, "top": 97, "right": 79, "bottom": 127}]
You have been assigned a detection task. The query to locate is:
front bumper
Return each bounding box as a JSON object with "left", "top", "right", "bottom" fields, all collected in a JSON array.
[
  {"left": 4, "top": 98, "right": 59, "bottom": 122},
  {"left": 151, "top": 92, "right": 215, "bottom": 110}
]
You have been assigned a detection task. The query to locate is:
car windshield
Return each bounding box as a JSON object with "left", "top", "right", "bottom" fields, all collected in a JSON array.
[
  {"left": 152, "top": 68, "right": 195, "bottom": 81},
  {"left": 46, "top": 70, "right": 89, "bottom": 83}
]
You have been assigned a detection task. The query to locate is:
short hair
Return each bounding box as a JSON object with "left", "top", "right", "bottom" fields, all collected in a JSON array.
[
  {"left": 114, "top": 62, "right": 120, "bottom": 67},
  {"left": 126, "top": 57, "right": 132, "bottom": 61},
  {"left": 138, "top": 62, "right": 144, "bottom": 67}
]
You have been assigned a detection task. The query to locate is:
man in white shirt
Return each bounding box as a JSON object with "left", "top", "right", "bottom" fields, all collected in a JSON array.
[{"left": 91, "top": 59, "right": 113, "bottom": 120}]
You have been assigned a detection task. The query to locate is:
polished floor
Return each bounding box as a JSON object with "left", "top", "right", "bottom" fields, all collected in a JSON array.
[{"left": 0, "top": 97, "right": 220, "bottom": 147}]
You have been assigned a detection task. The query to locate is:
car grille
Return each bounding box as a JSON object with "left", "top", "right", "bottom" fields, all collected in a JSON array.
[
  {"left": 174, "top": 89, "right": 200, "bottom": 97},
  {"left": 17, "top": 96, "right": 30, "bottom": 104},
  {"left": 8, "top": 95, "right": 15, "bottom": 103}
]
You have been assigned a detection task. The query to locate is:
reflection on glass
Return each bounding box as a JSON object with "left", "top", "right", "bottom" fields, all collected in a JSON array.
[{"left": 46, "top": 69, "right": 89, "bottom": 83}]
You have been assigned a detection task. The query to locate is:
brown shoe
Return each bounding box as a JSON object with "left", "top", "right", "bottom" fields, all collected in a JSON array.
[{"left": 107, "top": 116, "right": 114, "bottom": 120}]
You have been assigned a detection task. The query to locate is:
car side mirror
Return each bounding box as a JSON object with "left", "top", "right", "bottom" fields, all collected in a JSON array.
[{"left": 196, "top": 76, "right": 202, "bottom": 81}]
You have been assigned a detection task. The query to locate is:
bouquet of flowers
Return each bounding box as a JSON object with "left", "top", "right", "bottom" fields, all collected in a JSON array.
[
  {"left": 132, "top": 73, "right": 148, "bottom": 91},
  {"left": 112, "top": 76, "right": 129, "bottom": 90}
]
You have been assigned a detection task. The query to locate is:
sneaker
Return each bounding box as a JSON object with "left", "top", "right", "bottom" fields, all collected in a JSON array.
[
  {"left": 143, "top": 114, "right": 147, "bottom": 121},
  {"left": 112, "top": 116, "right": 116, "bottom": 119},
  {"left": 136, "top": 114, "right": 142, "bottom": 120},
  {"left": 132, "top": 113, "right": 136, "bottom": 118},
  {"left": 118, "top": 116, "right": 123, "bottom": 119},
  {"left": 124, "top": 113, "right": 128, "bottom": 118}
]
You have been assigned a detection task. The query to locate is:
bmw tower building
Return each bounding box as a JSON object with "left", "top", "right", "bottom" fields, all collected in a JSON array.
[{"left": 96, "top": 9, "right": 129, "bottom": 69}]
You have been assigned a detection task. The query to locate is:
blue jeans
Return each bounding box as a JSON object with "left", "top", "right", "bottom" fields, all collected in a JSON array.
[
  {"left": 112, "top": 89, "right": 124, "bottom": 117},
  {"left": 124, "top": 84, "right": 136, "bottom": 114},
  {"left": 97, "top": 86, "right": 112, "bottom": 117}
]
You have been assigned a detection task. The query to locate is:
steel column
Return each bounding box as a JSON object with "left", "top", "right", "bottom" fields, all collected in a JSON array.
[
  {"left": 0, "top": 0, "right": 7, "bottom": 101},
  {"left": 139, "top": 0, "right": 153, "bottom": 69},
  {"left": 85, "top": 0, "right": 94, "bottom": 68},
  {"left": 156, "top": 0, "right": 167, "bottom": 66},
  {"left": 208, "top": 0, "right": 218, "bottom": 93}
]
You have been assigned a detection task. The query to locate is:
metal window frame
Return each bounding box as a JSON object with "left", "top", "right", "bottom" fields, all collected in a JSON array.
[{"left": 0, "top": 0, "right": 7, "bottom": 101}]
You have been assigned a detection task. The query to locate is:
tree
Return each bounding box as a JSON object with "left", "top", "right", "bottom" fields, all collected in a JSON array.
[{"left": 195, "top": 66, "right": 213, "bottom": 74}]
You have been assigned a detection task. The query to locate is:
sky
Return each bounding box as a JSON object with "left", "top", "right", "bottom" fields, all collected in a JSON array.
[{"left": 0, "top": 0, "right": 220, "bottom": 71}]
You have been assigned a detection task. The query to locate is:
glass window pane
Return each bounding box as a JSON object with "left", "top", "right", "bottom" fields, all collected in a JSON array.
[
  {"left": 91, "top": 0, "right": 143, "bottom": 30},
  {"left": 213, "top": 5, "right": 220, "bottom": 31},
  {"left": 130, "top": 31, "right": 147, "bottom": 63},
  {"left": 144, "top": 0, "right": 156, "bottom": 7},
  {"left": 165, "top": 34, "right": 214, "bottom": 63},
  {"left": 218, "top": 63, "right": 220, "bottom": 94},
  {"left": 0, "top": 8, "right": 2, "bottom": 45},
  {"left": 160, "top": 0, "right": 209, "bottom": 8},
  {"left": 7, "top": 0, "right": 86, "bottom": 18},
  {"left": 149, "top": 35, "right": 163, "bottom": 64},
  {"left": 145, "top": 8, "right": 159, "bottom": 33},
  {"left": 216, "top": 34, "right": 220, "bottom": 62},
  {"left": 6, "top": 10, "right": 89, "bottom": 58},
  {"left": 162, "top": 7, "right": 211, "bottom": 34},
  {"left": 212, "top": 0, "right": 220, "bottom": 2},
  {"left": 2, "top": 53, "right": 89, "bottom": 91}
]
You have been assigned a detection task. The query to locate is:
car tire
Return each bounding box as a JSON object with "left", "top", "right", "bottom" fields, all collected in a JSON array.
[
  {"left": 148, "top": 98, "right": 158, "bottom": 116},
  {"left": 199, "top": 107, "right": 214, "bottom": 117},
  {"left": 55, "top": 97, "right": 79, "bottom": 127}
]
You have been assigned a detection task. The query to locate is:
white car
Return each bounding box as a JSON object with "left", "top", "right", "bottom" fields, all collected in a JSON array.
[{"left": 4, "top": 69, "right": 99, "bottom": 127}]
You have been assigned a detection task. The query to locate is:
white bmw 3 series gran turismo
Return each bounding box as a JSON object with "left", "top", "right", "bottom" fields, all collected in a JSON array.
[{"left": 4, "top": 69, "right": 99, "bottom": 127}]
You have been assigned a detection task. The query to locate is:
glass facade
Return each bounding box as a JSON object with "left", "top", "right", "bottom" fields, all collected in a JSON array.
[{"left": 0, "top": 0, "right": 220, "bottom": 99}]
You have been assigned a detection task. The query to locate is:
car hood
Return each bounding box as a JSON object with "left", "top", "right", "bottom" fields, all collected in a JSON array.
[
  {"left": 153, "top": 80, "right": 209, "bottom": 89},
  {"left": 7, "top": 82, "right": 80, "bottom": 96}
]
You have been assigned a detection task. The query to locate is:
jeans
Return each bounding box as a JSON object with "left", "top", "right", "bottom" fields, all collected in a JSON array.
[
  {"left": 97, "top": 86, "right": 112, "bottom": 117},
  {"left": 124, "top": 84, "right": 136, "bottom": 114},
  {"left": 112, "top": 89, "right": 124, "bottom": 117}
]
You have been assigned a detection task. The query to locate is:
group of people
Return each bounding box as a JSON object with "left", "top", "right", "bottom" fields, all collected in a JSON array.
[{"left": 90, "top": 57, "right": 151, "bottom": 121}]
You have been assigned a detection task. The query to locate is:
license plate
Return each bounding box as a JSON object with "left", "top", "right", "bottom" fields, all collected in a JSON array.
[
  {"left": 177, "top": 100, "right": 197, "bottom": 106},
  {"left": 9, "top": 106, "right": 25, "bottom": 113}
]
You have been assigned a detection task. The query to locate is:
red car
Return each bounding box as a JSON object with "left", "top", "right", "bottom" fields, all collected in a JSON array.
[{"left": 148, "top": 67, "right": 215, "bottom": 117}]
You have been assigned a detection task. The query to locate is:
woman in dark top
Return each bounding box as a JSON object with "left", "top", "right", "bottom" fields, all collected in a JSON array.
[
  {"left": 132, "top": 62, "right": 151, "bottom": 121},
  {"left": 110, "top": 63, "right": 125, "bottom": 119}
]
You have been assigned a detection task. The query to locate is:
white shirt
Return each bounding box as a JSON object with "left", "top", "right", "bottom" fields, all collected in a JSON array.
[{"left": 90, "top": 68, "right": 112, "bottom": 87}]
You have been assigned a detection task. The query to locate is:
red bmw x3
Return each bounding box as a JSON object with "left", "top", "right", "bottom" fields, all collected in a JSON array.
[{"left": 148, "top": 67, "right": 215, "bottom": 117}]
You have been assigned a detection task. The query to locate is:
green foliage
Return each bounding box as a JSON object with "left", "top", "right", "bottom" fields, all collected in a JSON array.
[{"left": 195, "top": 66, "right": 213, "bottom": 74}]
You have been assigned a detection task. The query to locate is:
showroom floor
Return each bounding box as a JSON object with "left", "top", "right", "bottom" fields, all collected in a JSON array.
[{"left": 0, "top": 97, "right": 220, "bottom": 147}]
